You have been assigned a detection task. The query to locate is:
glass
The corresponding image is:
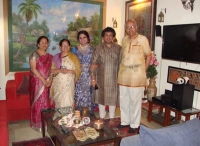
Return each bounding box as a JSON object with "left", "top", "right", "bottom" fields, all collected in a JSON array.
[
  {"left": 39, "top": 42, "right": 49, "bottom": 45},
  {"left": 125, "top": 25, "right": 135, "bottom": 29},
  {"left": 61, "top": 44, "right": 69, "bottom": 47}
]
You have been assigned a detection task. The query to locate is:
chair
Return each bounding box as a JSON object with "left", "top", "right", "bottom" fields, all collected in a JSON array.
[{"left": 6, "top": 72, "right": 30, "bottom": 122}]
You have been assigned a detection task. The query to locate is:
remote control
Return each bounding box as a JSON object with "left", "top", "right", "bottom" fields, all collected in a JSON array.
[{"left": 60, "top": 125, "right": 69, "bottom": 134}]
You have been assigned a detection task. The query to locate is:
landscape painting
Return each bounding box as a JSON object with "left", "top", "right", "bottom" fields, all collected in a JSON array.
[{"left": 7, "top": 0, "right": 105, "bottom": 71}]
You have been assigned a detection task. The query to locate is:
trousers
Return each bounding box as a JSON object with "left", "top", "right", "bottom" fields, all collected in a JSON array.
[
  {"left": 119, "top": 85, "right": 144, "bottom": 128},
  {"left": 98, "top": 104, "right": 116, "bottom": 119}
]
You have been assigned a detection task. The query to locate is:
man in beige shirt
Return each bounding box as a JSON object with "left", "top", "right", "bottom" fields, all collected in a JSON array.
[{"left": 117, "top": 20, "right": 152, "bottom": 133}]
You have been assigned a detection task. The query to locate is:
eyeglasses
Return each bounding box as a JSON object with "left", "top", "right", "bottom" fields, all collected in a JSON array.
[
  {"left": 61, "top": 44, "right": 70, "bottom": 47},
  {"left": 39, "top": 42, "right": 49, "bottom": 45},
  {"left": 125, "top": 25, "right": 135, "bottom": 29}
]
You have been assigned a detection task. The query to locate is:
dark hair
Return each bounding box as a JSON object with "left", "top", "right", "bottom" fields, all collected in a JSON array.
[
  {"left": 101, "top": 27, "right": 116, "bottom": 37},
  {"left": 36, "top": 36, "right": 49, "bottom": 47},
  {"left": 77, "top": 30, "right": 90, "bottom": 43},
  {"left": 59, "top": 39, "right": 71, "bottom": 46}
]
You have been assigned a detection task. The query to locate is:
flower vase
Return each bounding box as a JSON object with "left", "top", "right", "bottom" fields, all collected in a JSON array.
[{"left": 147, "top": 78, "right": 157, "bottom": 101}]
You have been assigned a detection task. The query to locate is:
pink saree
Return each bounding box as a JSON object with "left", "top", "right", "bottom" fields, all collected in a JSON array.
[{"left": 29, "top": 51, "right": 52, "bottom": 131}]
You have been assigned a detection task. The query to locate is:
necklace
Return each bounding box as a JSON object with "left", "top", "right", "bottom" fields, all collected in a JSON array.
[
  {"left": 38, "top": 49, "right": 46, "bottom": 56},
  {"left": 79, "top": 44, "right": 90, "bottom": 54}
]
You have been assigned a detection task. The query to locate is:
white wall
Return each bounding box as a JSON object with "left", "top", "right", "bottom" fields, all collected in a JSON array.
[{"left": 155, "top": 0, "right": 200, "bottom": 109}]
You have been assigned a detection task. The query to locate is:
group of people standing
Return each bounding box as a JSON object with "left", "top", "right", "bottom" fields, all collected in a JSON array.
[{"left": 29, "top": 19, "right": 152, "bottom": 134}]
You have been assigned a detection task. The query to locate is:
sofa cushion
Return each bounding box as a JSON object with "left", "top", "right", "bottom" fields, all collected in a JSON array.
[
  {"left": 15, "top": 72, "right": 30, "bottom": 89},
  {"left": 17, "top": 74, "right": 29, "bottom": 94},
  {"left": 140, "top": 118, "right": 200, "bottom": 146}
]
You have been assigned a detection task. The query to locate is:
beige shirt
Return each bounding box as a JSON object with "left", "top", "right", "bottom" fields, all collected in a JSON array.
[{"left": 117, "top": 34, "right": 151, "bottom": 87}]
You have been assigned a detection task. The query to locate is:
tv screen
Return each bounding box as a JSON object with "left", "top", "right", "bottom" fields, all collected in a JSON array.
[{"left": 162, "top": 23, "right": 200, "bottom": 64}]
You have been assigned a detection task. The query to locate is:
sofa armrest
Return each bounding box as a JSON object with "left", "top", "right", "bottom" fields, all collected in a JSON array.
[
  {"left": 120, "top": 135, "right": 142, "bottom": 146},
  {"left": 6, "top": 80, "right": 17, "bottom": 100}
]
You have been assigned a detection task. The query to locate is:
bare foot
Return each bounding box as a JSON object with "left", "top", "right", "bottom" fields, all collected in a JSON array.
[{"left": 109, "top": 118, "right": 115, "bottom": 125}]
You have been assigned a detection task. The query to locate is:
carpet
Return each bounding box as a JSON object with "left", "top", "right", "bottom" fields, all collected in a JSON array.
[
  {"left": 104, "top": 117, "right": 139, "bottom": 138},
  {"left": 12, "top": 137, "right": 54, "bottom": 146},
  {"left": 142, "top": 102, "right": 160, "bottom": 111}
]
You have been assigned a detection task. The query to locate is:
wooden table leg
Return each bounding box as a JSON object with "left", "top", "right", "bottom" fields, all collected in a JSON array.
[
  {"left": 185, "top": 115, "right": 190, "bottom": 121},
  {"left": 41, "top": 111, "right": 45, "bottom": 137},
  {"left": 147, "top": 101, "right": 153, "bottom": 122},
  {"left": 164, "top": 107, "right": 170, "bottom": 126}
]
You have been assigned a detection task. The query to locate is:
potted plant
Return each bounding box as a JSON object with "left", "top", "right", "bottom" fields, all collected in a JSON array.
[{"left": 146, "top": 53, "right": 159, "bottom": 100}]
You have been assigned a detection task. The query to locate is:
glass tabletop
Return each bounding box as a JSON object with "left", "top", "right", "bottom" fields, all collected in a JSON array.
[{"left": 41, "top": 108, "right": 120, "bottom": 146}]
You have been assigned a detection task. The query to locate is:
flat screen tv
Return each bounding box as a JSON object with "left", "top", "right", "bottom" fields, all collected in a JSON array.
[{"left": 162, "top": 23, "right": 200, "bottom": 64}]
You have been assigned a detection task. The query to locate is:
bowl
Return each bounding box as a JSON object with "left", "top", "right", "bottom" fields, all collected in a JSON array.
[{"left": 93, "top": 119, "right": 104, "bottom": 130}]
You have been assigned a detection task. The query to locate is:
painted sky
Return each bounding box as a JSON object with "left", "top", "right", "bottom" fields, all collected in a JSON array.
[{"left": 12, "top": 0, "right": 100, "bottom": 33}]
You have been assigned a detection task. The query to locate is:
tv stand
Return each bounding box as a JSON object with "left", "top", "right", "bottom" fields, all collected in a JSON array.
[{"left": 147, "top": 98, "right": 200, "bottom": 127}]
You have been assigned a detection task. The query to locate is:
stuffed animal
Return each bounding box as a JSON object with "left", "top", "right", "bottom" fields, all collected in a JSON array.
[{"left": 176, "top": 76, "right": 189, "bottom": 85}]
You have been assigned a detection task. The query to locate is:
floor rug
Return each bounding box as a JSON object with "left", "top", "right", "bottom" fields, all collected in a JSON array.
[
  {"left": 104, "top": 117, "right": 139, "bottom": 138},
  {"left": 12, "top": 137, "right": 54, "bottom": 146},
  {"left": 142, "top": 102, "right": 160, "bottom": 111}
]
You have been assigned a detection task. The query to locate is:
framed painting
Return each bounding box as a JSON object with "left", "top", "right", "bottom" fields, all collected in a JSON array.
[
  {"left": 125, "top": 0, "right": 157, "bottom": 50},
  {"left": 3, "top": 0, "right": 106, "bottom": 73},
  {"left": 167, "top": 66, "right": 200, "bottom": 91}
]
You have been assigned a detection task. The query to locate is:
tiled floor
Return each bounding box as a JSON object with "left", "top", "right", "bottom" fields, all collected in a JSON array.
[{"left": 9, "top": 108, "right": 162, "bottom": 146}]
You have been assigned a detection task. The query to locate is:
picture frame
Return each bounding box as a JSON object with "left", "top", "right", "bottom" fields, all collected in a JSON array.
[
  {"left": 125, "top": 0, "right": 157, "bottom": 50},
  {"left": 167, "top": 66, "right": 200, "bottom": 91},
  {"left": 3, "top": 0, "right": 106, "bottom": 74}
]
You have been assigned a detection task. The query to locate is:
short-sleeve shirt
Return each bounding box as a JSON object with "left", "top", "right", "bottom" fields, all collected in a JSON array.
[{"left": 117, "top": 34, "right": 152, "bottom": 87}]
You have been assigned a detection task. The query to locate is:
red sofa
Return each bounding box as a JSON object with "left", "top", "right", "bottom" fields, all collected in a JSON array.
[
  {"left": 0, "top": 100, "right": 9, "bottom": 146},
  {"left": 6, "top": 72, "right": 30, "bottom": 122}
]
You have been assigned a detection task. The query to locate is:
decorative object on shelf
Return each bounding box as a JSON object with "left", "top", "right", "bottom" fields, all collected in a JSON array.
[
  {"left": 147, "top": 77, "right": 157, "bottom": 100},
  {"left": 112, "top": 18, "right": 117, "bottom": 28},
  {"left": 181, "top": 0, "right": 195, "bottom": 12},
  {"left": 167, "top": 66, "right": 200, "bottom": 91},
  {"left": 146, "top": 53, "right": 159, "bottom": 100},
  {"left": 158, "top": 8, "right": 166, "bottom": 23}
]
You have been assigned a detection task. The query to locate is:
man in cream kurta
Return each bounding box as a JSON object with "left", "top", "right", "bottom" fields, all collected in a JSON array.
[{"left": 117, "top": 20, "right": 152, "bottom": 133}]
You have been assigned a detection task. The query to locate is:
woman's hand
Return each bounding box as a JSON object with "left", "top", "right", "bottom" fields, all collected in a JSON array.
[
  {"left": 91, "top": 80, "right": 96, "bottom": 88},
  {"left": 46, "top": 80, "right": 52, "bottom": 87},
  {"left": 60, "top": 68, "right": 74, "bottom": 74}
]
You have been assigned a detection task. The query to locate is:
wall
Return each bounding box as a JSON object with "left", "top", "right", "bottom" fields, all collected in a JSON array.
[{"left": 155, "top": 0, "right": 200, "bottom": 109}]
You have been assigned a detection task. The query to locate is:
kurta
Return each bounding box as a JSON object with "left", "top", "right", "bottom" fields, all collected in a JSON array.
[
  {"left": 90, "top": 42, "right": 121, "bottom": 106},
  {"left": 117, "top": 34, "right": 152, "bottom": 87}
]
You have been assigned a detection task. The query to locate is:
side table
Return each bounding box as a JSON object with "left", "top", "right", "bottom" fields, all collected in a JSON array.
[
  {"left": 147, "top": 100, "right": 170, "bottom": 126},
  {"left": 166, "top": 107, "right": 200, "bottom": 125},
  {"left": 147, "top": 99, "right": 200, "bottom": 127}
]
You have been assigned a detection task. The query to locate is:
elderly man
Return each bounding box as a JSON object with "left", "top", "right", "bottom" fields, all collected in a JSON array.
[{"left": 117, "top": 20, "right": 152, "bottom": 133}]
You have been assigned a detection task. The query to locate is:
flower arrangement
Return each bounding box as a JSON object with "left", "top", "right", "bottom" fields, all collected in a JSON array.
[{"left": 146, "top": 53, "right": 159, "bottom": 79}]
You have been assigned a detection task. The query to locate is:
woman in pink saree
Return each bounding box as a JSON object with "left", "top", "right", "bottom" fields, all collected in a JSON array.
[{"left": 29, "top": 36, "right": 53, "bottom": 131}]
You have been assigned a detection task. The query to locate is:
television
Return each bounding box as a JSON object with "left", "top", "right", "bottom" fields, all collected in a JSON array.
[{"left": 162, "top": 23, "right": 200, "bottom": 64}]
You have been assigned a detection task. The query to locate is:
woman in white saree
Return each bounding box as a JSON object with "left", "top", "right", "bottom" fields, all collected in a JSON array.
[{"left": 50, "top": 39, "right": 81, "bottom": 108}]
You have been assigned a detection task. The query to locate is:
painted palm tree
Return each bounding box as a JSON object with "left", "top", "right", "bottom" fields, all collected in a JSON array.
[{"left": 15, "top": 0, "right": 42, "bottom": 58}]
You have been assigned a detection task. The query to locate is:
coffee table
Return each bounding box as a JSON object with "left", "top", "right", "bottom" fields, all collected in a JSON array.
[{"left": 41, "top": 108, "right": 121, "bottom": 146}]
